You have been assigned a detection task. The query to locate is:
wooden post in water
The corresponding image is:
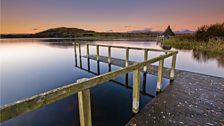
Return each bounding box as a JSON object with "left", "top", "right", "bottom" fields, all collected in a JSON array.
[
  {"left": 79, "top": 44, "right": 82, "bottom": 68},
  {"left": 96, "top": 45, "right": 99, "bottom": 62},
  {"left": 108, "top": 46, "right": 111, "bottom": 64},
  {"left": 157, "top": 56, "right": 164, "bottom": 92},
  {"left": 125, "top": 48, "right": 129, "bottom": 67},
  {"left": 77, "top": 78, "right": 92, "bottom": 126},
  {"left": 132, "top": 68, "right": 141, "bottom": 114},
  {"left": 74, "top": 43, "right": 78, "bottom": 67},
  {"left": 87, "top": 44, "right": 90, "bottom": 58},
  {"left": 170, "top": 54, "right": 177, "bottom": 81},
  {"left": 143, "top": 49, "right": 148, "bottom": 72}
]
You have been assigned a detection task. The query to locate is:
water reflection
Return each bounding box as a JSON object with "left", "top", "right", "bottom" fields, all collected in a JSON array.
[
  {"left": 74, "top": 58, "right": 155, "bottom": 97},
  {"left": 192, "top": 50, "right": 224, "bottom": 68}
]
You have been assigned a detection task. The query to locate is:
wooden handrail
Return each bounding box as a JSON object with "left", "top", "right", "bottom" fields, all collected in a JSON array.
[
  {"left": 0, "top": 43, "right": 178, "bottom": 125},
  {"left": 86, "top": 43, "right": 175, "bottom": 53}
]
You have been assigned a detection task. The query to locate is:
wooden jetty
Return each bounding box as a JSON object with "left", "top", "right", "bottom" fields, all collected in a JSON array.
[
  {"left": 78, "top": 44, "right": 224, "bottom": 125},
  {"left": 0, "top": 43, "right": 177, "bottom": 126},
  {"left": 1, "top": 43, "right": 223, "bottom": 126}
]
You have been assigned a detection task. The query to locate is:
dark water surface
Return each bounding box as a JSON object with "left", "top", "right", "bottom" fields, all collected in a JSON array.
[{"left": 0, "top": 38, "right": 223, "bottom": 126}]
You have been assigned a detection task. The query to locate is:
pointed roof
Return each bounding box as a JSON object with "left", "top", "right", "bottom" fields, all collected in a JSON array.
[{"left": 163, "top": 25, "right": 175, "bottom": 36}]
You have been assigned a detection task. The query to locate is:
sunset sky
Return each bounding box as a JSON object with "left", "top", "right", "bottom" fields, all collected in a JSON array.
[{"left": 1, "top": 0, "right": 224, "bottom": 34}]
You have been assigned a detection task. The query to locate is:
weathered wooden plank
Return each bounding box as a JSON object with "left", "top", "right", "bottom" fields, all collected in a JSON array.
[
  {"left": 108, "top": 46, "right": 111, "bottom": 64},
  {"left": 156, "top": 57, "right": 164, "bottom": 92},
  {"left": 170, "top": 54, "right": 177, "bottom": 81},
  {"left": 96, "top": 45, "right": 99, "bottom": 61},
  {"left": 132, "top": 68, "right": 141, "bottom": 114},
  {"left": 143, "top": 49, "right": 148, "bottom": 72},
  {"left": 125, "top": 48, "right": 129, "bottom": 67},
  {"left": 77, "top": 78, "right": 92, "bottom": 126}
]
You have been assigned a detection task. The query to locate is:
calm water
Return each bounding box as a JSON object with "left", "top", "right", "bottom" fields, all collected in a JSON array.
[{"left": 0, "top": 38, "right": 223, "bottom": 126}]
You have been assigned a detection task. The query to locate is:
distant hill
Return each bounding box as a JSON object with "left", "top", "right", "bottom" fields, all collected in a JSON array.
[
  {"left": 1, "top": 27, "right": 158, "bottom": 40},
  {"left": 128, "top": 28, "right": 162, "bottom": 35},
  {"left": 175, "top": 29, "right": 194, "bottom": 34},
  {"left": 34, "top": 27, "right": 96, "bottom": 38}
]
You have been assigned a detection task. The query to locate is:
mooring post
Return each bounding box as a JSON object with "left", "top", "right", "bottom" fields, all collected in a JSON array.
[
  {"left": 74, "top": 43, "right": 78, "bottom": 66},
  {"left": 96, "top": 45, "right": 99, "bottom": 61},
  {"left": 77, "top": 78, "right": 92, "bottom": 126},
  {"left": 87, "top": 44, "right": 90, "bottom": 59},
  {"left": 79, "top": 43, "right": 82, "bottom": 68},
  {"left": 132, "top": 68, "right": 141, "bottom": 114},
  {"left": 157, "top": 56, "right": 164, "bottom": 92},
  {"left": 125, "top": 48, "right": 129, "bottom": 67},
  {"left": 143, "top": 49, "right": 148, "bottom": 72},
  {"left": 170, "top": 54, "right": 177, "bottom": 81},
  {"left": 108, "top": 46, "right": 111, "bottom": 64}
]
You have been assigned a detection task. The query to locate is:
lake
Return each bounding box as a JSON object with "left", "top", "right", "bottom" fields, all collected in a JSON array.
[{"left": 0, "top": 38, "right": 223, "bottom": 126}]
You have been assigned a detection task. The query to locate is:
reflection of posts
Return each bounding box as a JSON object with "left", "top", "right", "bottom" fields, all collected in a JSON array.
[
  {"left": 132, "top": 68, "right": 141, "bottom": 114},
  {"left": 157, "top": 56, "right": 164, "bottom": 92},
  {"left": 97, "top": 61, "right": 100, "bottom": 75},
  {"left": 74, "top": 43, "right": 78, "bottom": 67},
  {"left": 142, "top": 72, "right": 147, "bottom": 94},
  {"left": 79, "top": 43, "right": 82, "bottom": 68},
  {"left": 125, "top": 73, "right": 129, "bottom": 87},
  {"left": 87, "top": 58, "right": 90, "bottom": 72},
  {"left": 108, "top": 46, "right": 112, "bottom": 72},
  {"left": 77, "top": 78, "right": 92, "bottom": 126},
  {"left": 108, "top": 63, "right": 111, "bottom": 72},
  {"left": 170, "top": 54, "right": 177, "bottom": 81}
]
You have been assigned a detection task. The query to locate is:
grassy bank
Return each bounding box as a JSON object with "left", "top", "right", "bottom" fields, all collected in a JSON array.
[{"left": 161, "top": 36, "right": 224, "bottom": 55}]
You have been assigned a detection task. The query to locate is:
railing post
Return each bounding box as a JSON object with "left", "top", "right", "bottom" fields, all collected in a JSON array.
[
  {"left": 77, "top": 78, "right": 92, "bottom": 126},
  {"left": 79, "top": 43, "right": 82, "bottom": 68},
  {"left": 87, "top": 44, "right": 89, "bottom": 58},
  {"left": 74, "top": 43, "right": 78, "bottom": 66},
  {"left": 132, "top": 68, "right": 141, "bottom": 114},
  {"left": 143, "top": 49, "right": 148, "bottom": 72},
  {"left": 96, "top": 45, "right": 99, "bottom": 61},
  {"left": 157, "top": 56, "right": 164, "bottom": 92},
  {"left": 108, "top": 46, "right": 111, "bottom": 64},
  {"left": 125, "top": 48, "right": 129, "bottom": 67},
  {"left": 170, "top": 54, "right": 177, "bottom": 81}
]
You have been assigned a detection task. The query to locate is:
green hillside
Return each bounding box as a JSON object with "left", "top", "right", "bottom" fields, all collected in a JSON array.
[{"left": 34, "top": 27, "right": 96, "bottom": 38}]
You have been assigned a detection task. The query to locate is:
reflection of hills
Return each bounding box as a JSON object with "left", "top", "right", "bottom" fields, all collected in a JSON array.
[
  {"left": 38, "top": 39, "right": 95, "bottom": 48},
  {"left": 192, "top": 50, "right": 224, "bottom": 68}
]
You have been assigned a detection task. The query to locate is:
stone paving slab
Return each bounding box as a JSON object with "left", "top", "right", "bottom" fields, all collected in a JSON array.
[{"left": 126, "top": 71, "right": 224, "bottom": 126}]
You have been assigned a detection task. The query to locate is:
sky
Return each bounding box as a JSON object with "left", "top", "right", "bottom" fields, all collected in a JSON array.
[{"left": 1, "top": 0, "right": 224, "bottom": 34}]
